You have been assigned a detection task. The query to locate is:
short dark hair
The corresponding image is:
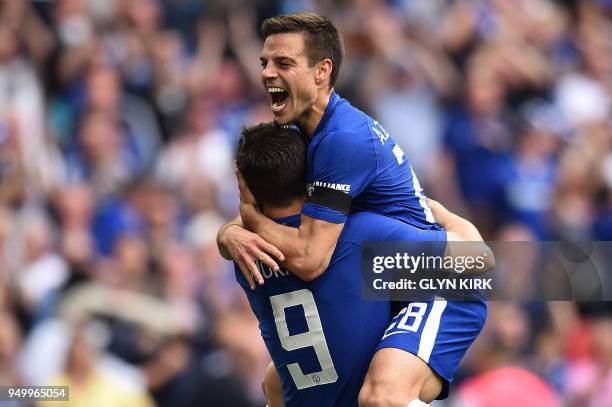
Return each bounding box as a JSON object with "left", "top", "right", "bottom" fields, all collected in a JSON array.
[
  {"left": 262, "top": 12, "right": 344, "bottom": 88},
  {"left": 236, "top": 123, "right": 307, "bottom": 209}
]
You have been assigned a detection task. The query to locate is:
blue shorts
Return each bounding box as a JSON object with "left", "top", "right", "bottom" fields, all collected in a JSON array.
[{"left": 376, "top": 297, "right": 487, "bottom": 399}]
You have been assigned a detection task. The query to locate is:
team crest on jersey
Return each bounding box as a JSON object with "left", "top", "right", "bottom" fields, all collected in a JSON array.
[{"left": 307, "top": 184, "right": 315, "bottom": 196}]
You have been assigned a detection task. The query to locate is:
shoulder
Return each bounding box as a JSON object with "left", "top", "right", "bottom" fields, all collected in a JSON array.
[
  {"left": 324, "top": 96, "right": 372, "bottom": 137},
  {"left": 313, "top": 126, "right": 375, "bottom": 153},
  {"left": 340, "top": 212, "right": 400, "bottom": 242},
  {"left": 341, "top": 212, "right": 447, "bottom": 244}
]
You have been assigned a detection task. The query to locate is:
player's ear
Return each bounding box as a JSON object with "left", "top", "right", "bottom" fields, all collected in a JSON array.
[{"left": 315, "top": 59, "right": 333, "bottom": 87}]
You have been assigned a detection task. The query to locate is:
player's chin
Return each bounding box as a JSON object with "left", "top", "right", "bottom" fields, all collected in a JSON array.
[
  {"left": 272, "top": 112, "right": 292, "bottom": 126},
  {"left": 270, "top": 100, "right": 294, "bottom": 125}
]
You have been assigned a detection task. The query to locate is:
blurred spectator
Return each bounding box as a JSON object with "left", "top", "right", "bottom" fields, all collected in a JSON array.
[
  {"left": 13, "top": 210, "right": 68, "bottom": 321},
  {"left": 453, "top": 366, "right": 560, "bottom": 407},
  {"left": 40, "top": 325, "right": 154, "bottom": 407},
  {"left": 0, "top": 24, "right": 59, "bottom": 198},
  {"left": 52, "top": 183, "right": 96, "bottom": 282},
  {"left": 441, "top": 54, "right": 516, "bottom": 236},
  {"left": 0, "top": 1, "right": 609, "bottom": 405},
  {"left": 566, "top": 315, "right": 612, "bottom": 407},
  {"left": 64, "top": 109, "right": 138, "bottom": 198},
  {"left": 81, "top": 64, "right": 161, "bottom": 172},
  {"left": 0, "top": 117, "right": 27, "bottom": 207},
  {"left": 503, "top": 101, "right": 561, "bottom": 239},
  {"left": 0, "top": 309, "right": 24, "bottom": 387},
  {"left": 154, "top": 97, "right": 236, "bottom": 216}
]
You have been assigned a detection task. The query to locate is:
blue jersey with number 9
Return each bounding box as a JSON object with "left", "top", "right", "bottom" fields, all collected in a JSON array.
[{"left": 235, "top": 212, "right": 446, "bottom": 406}]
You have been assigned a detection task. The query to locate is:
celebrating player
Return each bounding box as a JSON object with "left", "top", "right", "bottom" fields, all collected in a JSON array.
[
  {"left": 218, "top": 12, "right": 443, "bottom": 285},
  {"left": 217, "top": 12, "right": 490, "bottom": 406},
  {"left": 234, "top": 123, "right": 487, "bottom": 406}
]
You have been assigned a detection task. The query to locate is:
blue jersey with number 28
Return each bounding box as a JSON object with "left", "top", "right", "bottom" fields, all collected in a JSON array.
[{"left": 235, "top": 212, "right": 446, "bottom": 407}]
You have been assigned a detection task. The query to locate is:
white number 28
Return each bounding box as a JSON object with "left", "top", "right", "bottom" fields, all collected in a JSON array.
[{"left": 270, "top": 289, "right": 338, "bottom": 389}]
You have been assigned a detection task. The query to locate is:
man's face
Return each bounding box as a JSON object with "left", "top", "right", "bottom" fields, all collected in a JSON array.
[{"left": 260, "top": 32, "right": 319, "bottom": 126}]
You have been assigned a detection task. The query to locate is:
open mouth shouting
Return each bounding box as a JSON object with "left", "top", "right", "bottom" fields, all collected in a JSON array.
[{"left": 267, "top": 87, "right": 290, "bottom": 114}]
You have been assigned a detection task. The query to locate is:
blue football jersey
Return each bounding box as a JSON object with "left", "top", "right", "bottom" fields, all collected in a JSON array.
[
  {"left": 302, "top": 92, "right": 441, "bottom": 230},
  {"left": 235, "top": 212, "right": 446, "bottom": 406}
]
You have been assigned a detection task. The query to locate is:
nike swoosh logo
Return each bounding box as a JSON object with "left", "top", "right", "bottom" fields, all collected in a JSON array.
[{"left": 380, "top": 330, "right": 411, "bottom": 340}]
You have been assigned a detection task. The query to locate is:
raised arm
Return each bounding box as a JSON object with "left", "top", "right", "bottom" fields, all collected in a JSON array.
[
  {"left": 240, "top": 203, "right": 343, "bottom": 282},
  {"left": 427, "top": 198, "right": 495, "bottom": 274}
]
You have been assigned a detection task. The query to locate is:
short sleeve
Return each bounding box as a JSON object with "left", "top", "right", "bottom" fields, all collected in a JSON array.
[{"left": 302, "top": 130, "right": 377, "bottom": 223}]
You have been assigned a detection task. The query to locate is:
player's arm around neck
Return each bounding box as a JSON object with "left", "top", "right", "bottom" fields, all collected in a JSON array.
[
  {"left": 217, "top": 215, "right": 285, "bottom": 289},
  {"left": 241, "top": 203, "right": 343, "bottom": 282},
  {"left": 427, "top": 199, "right": 495, "bottom": 274},
  {"left": 216, "top": 216, "right": 244, "bottom": 260}
]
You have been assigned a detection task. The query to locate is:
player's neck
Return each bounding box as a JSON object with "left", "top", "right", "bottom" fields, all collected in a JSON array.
[
  {"left": 299, "top": 88, "right": 333, "bottom": 137},
  {"left": 262, "top": 197, "right": 306, "bottom": 219}
]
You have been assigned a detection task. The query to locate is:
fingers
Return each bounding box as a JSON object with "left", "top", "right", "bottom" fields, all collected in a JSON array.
[
  {"left": 237, "top": 247, "right": 283, "bottom": 289},
  {"left": 257, "top": 251, "right": 280, "bottom": 273},
  {"left": 259, "top": 239, "right": 285, "bottom": 262},
  {"left": 237, "top": 256, "right": 263, "bottom": 289},
  {"left": 426, "top": 198, "right": 440, "bottom": 210},
  {"left": 426, "top": 198, "right": 445, "bottom": 218},
  {"left": 427, "top": 198, "right": 449, "bottom": 215},
  {"left": 237, "top": 252, "right": 265, "bottom": 289},
  {"left": 237, "top": 259, "right": 256, "bottom": 290},
  {"left": 223, "top": 223, "right": 285, "bottom": 289},
  {"left": 248, "top": 260, "right": 264, "bottom": 287}
]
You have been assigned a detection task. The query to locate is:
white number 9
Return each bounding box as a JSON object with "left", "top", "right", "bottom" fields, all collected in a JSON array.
[{"left": 270, "top": 289, "right": 338, "bottom": 389}]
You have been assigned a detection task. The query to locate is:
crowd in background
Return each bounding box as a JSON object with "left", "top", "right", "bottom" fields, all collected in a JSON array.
[{"left": 0, "top": 0, "right": 611, "bottom": 405}]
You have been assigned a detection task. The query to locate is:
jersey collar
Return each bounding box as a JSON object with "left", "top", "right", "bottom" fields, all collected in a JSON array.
[{"left": 273, "top": 214, "right": 301, "bottom": 227}]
